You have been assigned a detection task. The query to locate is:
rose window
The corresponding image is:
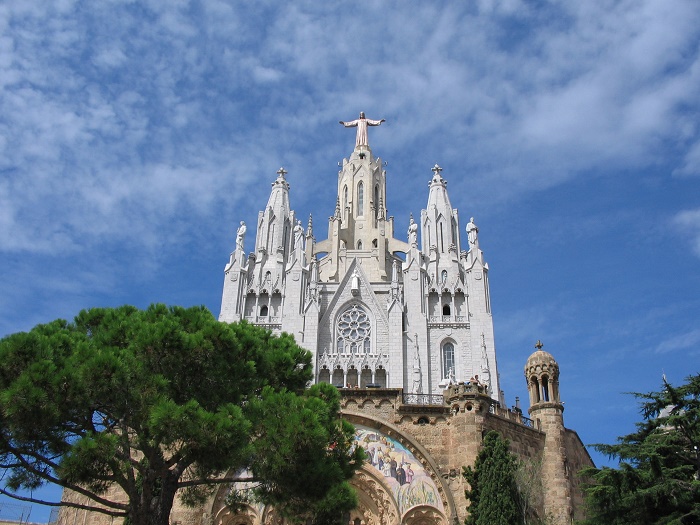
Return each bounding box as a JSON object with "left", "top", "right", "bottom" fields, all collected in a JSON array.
[{"left": 337, "top": 304, "right": 371, "bottom": 355}]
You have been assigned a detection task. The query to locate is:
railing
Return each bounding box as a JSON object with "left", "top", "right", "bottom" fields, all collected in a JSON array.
[
  {"left": 488, "top": 400, "right": 535, "bottom": 428},
  {"left": 427, "top": 316, "right": 469, "bottom": 327},
  {"left": 402, "top": 393, "right": 445, "bottom": 406},
  {"left": 244, "top": 316, "right": 281, "bottom": 326}
]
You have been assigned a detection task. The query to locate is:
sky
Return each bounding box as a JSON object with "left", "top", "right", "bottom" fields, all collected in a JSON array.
[{"left": 1, "top": 0, "right": 699, "bottom": 522}]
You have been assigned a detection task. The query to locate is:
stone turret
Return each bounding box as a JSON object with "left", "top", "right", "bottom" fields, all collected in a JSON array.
[{"left": 526, "top": 341, "right": 571, "bottom": 525}]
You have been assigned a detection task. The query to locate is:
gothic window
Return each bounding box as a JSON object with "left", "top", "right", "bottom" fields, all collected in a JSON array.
[
  {"left": 259, "top": 305, "right": 268, "bottom": 317},
  {"left": 440, "top": 222, "right": 444, "bottom": 251},
  {"left": 343, "top": 185, "right": 348, "bottom": 209},
  {"left": 357, "top": 182, "right": 364, "bottom": 216},
  {"left": 442, "top": 304, "right": 451, "bottom": 316},
  {"left": 441, "top": 270, "right": 447, "bottom": 284},
  {"left": 337, "top": 304, "right": 371, "bottom": 355},
  {"left": 357, "top": 240, "right": 363, "bottom": 249},
  {"left": 374, "top": 184, "right": 379, "bottom": 223},
  {"left": 372, "top": 239, "right": 377, "bottom": 248},
  {"left": 442, "top": 341, "right": 455, "bottom": 378}
]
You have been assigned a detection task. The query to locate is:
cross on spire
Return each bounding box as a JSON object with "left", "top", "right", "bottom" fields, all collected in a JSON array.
[
  {"left": 431, "top": 164, "right": 443, "bottom": 176},
  {"left": 535, "top": 340, "right": 544, "bottom": 350},
  {"left": 276, "top": 167, "right": 288, "bottom": 179}
]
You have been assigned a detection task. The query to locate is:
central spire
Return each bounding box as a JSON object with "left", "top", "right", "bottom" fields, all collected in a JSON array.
[{"left": 339, "top": 111, "right": 385, "bottom": 149}]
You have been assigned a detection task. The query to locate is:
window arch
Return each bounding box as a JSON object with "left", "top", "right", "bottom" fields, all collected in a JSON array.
[
  {"left": 357, "top": 182, "right": 364, "bottom": 216},
  {"left": 442, "top": 341, "right": 455, "bottom": 379},
  {"left": 442, "top": 304, "right": 451, "bottom": 316},
  {"left": 337, "top": 304, "right": 372, "bottom": 356},
  {"left": 541, "top": 375, "right": 550, "bottom": 402},
  {"left": 259, "top": 305, "right": 268, "bottom": 317},
  {"left": 357, "top": 240, "right": 363, "bottom": 249}
]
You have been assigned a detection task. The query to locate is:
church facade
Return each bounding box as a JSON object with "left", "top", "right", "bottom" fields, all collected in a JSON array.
[
  {"left": 57, "top": 116, "right": 593, "bottom": 525},
  {"left": 219, "top": 116, "right": 499, "bottom": 401},
  {"left": 213, "top": 116, "right": 593, "bottom": 525}
]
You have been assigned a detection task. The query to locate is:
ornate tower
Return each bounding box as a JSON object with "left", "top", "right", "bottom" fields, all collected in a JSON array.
[{"left": 526, "top": 342, "right": 571, "bottom": 524}]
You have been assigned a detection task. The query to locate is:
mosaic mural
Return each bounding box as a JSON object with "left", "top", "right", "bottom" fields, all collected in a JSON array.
[{"left": 354, "top": 425, "right": 444, "bottom": 515}]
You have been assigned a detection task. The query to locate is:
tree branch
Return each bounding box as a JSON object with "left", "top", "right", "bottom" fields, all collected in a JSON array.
[
  {"left": 176, "top": 475, "right": 258, "bottom": 489},
  {"left": 0, "top": 487, "right": 127, "bottom": 518}
]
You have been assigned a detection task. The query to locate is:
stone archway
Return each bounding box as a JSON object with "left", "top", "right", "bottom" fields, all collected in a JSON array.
[
  {"left": 207, "top": 420, "right": 452, "bottom": 525},
  {"left": 349, "top": 467, "right": 402, "bottom": 525},
  {"left": 214, "top": 503, "right": 259, "bottom": 525},
  {"left": 402, "top": 505, "right": 449, "bottom": 525}
]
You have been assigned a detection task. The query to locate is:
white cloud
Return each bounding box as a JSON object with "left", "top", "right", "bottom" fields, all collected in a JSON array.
[
  {"left": 655, "top": 328, "right": 700, "bottom": 355},
  {"left": 673, "top": 208, "right": 700, "bottom": 258},
  {"left": 0, "top": 0, "right": 698, "bottom": 262}
]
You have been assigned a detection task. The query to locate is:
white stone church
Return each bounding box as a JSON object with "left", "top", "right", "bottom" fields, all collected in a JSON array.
[{"left": 219, "top": 113, "right": 500, "bottom": 402}]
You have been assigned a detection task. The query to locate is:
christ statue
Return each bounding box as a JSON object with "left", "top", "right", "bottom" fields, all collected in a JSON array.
[{"left": 339, "top": 112, "right": 385, "bottom": 148}]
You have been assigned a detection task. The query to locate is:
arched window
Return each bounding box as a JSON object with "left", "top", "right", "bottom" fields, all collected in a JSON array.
[
  {"left": 259, "top": 305, "right": 268, "bottom": 317},
  {"left": 343, "top": 185, "right": 348, "bottom": 209},
  {"left": 441, "top": 270, "right": 447, "bottom": 284},
  {"left": 541, "top": 375, "right": 550, "bottom": 402},
  {"left": 357, "top": 240, "right": 363, "bottom": 249},
  {"left": 442, "top": 341, "right": 455, "bottom": 378},
  {"left": 374, "top": 185, "right": 379, "bottom": 217},
  {"left": 442, "top": 304, "right": 451, "bottom": 316},
  {"left": 337, "top": 304, "right": 371, "bottom": 356},
  {"left": 357, "top": 182, "right": 364, "bottom": 216},
  {"left": 531, "top": 376, "right": 541, "bottom": 403},
  {"left": 440, "top": 222, "right": 444, "bottom": 251}
]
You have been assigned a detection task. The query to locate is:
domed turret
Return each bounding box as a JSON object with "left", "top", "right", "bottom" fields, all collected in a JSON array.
[{"left": 525, "top": 340, "right": 561, "bottom": 409}]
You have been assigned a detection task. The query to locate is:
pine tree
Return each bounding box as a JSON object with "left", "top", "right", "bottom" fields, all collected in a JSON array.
[
  {"left": 581, "top": 374, "right": 700, "bottom": 525},
  {"left": 463, "top": 430, "right": 522, "bottom": 525},
  {"left": 0, "top": 304, "right": 364, "bottom": 525}
]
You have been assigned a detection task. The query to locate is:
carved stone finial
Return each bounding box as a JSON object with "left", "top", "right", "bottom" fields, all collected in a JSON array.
[
  {"left": 535, "top": 340, "right": 544, "bottom": 350},
  {"left": 431, "top": 164, "right": 443, "bottom": 176},
  {"left": 306, "top": 214, "right": 313, "bottom": 237},
  {"left": 334, "top": 196, "right": 341, "bottom": 219},
  {"left": 276, "top": 167, "right": 287, "bottom": 178}
]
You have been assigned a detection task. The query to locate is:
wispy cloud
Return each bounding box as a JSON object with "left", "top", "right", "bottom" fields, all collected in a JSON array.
[{"left": 673, "top": 208, "right": 700, "bottom": 258}]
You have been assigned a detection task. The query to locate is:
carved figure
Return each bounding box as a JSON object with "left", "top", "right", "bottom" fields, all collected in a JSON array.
[
  {"left": 467, "top": 216, "right": 479, "bottom": 246},
  {"left": 407, "top": 216, "right": 418, "bottom": 245},
  {"left": 235, "top": 221, "right": 246, "bottom": 251},
  {"left": 293, "top": 220, "right": 304, "bottom": 250},
  {"left": 339, "top": 112, "right": 385, "bottom": 148}
]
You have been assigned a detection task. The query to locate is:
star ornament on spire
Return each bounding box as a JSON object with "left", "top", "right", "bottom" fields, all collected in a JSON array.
[{"left": 339, "top": 111, "right": 385, "bottom": 149}]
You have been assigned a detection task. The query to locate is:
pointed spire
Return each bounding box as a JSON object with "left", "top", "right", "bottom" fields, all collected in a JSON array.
[
  {"left": 334, "top": 196, "right": 341, "bottom": 219},
  {"left": 306, "top": 214, "right": 313, "bottom": 237}
]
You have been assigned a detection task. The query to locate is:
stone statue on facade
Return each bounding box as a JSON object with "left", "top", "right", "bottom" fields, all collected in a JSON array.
[
  {"left": 412, "top": 334, "right": 422, "bottom": 394},
  {"left": 407, "top": 216, "right": 418, "bottom": 246},
  {"left": 339, "top": 112, "right": 385, "bottom": 148},
  {"left": 293, "top": 219, "right": 304, "bottom": 251},
  {"left": 235, "top": 221, "right": 246, "bottom": 252},
  {"left": 467, "top": 217, "right": 479, "bottom": 247}
]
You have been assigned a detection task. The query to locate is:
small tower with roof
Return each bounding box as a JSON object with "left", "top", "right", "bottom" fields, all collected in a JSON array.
[{"left": 525, "top": 341, "right": 571, "bottom": 525}]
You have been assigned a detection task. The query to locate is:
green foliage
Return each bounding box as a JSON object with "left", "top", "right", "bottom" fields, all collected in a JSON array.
[
  {"left": 581, "top": 374, "right": 700, "bottom": 525},
  {"left": 0, "top": 305, "right": 361, "bottom": 525},
  {"left": 463, "top": 430, "right": 523, "bottom": 525}
]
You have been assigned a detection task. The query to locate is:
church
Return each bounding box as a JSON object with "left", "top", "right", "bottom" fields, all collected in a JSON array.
[
  {"left": 214, "top": 114, "right": 593, "bottom": 525},
  {"left": 58, "top": 114, "right": 593, "bottom": 525}
]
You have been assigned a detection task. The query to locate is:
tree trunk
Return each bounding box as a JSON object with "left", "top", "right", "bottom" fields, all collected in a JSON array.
[{"left": 128, "top": 476, "right": 179, "bottom": 525}]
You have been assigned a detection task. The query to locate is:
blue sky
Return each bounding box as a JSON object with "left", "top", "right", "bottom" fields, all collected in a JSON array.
[{"left": 1, "top": 1, "right": 700, "bottom": 521}]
